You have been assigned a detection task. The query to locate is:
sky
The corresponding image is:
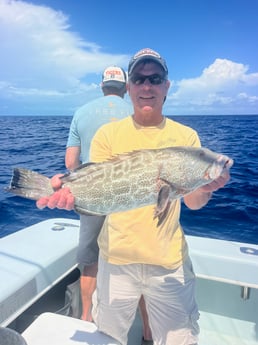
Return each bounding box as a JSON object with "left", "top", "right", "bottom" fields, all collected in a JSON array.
[{"left": 0, "top": 0, "right": 258, "bottom": 116}]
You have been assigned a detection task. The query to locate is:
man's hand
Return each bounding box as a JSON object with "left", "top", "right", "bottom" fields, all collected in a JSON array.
[
  {"left": 36, "top": 174, "right": 75, "bottom": 211},
  {"left": 198, "top": 169, "right": 230, "bottom": 193},
  {"left": 184, "top": 169, "right": 231, "bottom": 210}
]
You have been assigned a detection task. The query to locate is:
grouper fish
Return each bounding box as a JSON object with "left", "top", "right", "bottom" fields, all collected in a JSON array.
[{"left": 7, "top": 146, "right": 233, "bottom": 226}]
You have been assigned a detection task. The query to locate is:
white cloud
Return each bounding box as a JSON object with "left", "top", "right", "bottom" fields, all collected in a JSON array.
[
  {"left": 0, "top": 0, "right": 257, "bottom": 115},
  {"left": 0, "top": 0, "right": 129, "bottom": 114},
  {"left": 165, "top": 58, "right": 258, "bottom": 115}
]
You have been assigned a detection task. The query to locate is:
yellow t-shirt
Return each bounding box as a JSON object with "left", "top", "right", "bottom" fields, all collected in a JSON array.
[{"left": 90, "top": 116, "right": 201, "bottom": 269}]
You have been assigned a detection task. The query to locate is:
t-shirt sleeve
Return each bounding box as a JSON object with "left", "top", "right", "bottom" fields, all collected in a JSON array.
[
  {"left": 66, "top": 116, "right": 81, "bottom": 148},
  {"left": 188, "top": 129, "right": 201, "bottom": 148}
]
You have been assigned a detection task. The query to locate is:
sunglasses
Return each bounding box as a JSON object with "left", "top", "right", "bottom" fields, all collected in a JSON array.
[{"left": 129, "top": 73, "right": 166, "bottom": 85}]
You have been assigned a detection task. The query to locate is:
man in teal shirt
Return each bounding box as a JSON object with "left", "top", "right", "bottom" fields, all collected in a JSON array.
[
  {"left": 65, "top": 66, "right": 133, "bottom": 321},
  {"left": 66, "top": 66, "right": 132, "bottom": 164}
]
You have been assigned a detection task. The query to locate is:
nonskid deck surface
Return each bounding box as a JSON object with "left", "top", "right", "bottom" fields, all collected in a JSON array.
[{"left": 198, "top": 329, "right": 258, "bottom": 345}]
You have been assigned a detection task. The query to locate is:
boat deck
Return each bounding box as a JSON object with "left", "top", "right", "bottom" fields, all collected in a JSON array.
[
  {"left": 22, "top": 311, "right": 258, "bottom": 345},
  {"left": 1, "top": 218, "right": 258, "bottom": 344}
]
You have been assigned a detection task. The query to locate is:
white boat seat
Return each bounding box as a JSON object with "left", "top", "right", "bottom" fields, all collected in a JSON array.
[{"left": 22, "top": 313, "right": 119, "bottom": 345}]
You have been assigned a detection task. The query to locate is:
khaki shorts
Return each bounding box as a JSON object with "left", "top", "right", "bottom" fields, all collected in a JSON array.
[{"left": 92, "top": 255, "right": 199, "bottom": 345}]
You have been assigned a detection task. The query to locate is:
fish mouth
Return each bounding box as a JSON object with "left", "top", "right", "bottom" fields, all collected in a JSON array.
[
  {"left": 205, "top": 155, "right": 234, "bottom": 180},
  {"left": 218, "top": 155, "right": 234, "bottom": 169}
]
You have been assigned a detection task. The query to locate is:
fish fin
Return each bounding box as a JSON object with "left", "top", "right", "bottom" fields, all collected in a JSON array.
[
  {"left": 153, "top": 184, "right": 171, "bottom": 226},
  {"left": 100, "top": 149, "right": 155, "bottom": 163},
  {"left": 157, "top": 201, "right": 171, "bottom": 227},
  {"left": 74, "top": 205, "right": 105, "bottom": 216},
  {"left": 74, "top": 162, "right": 96, "bottom": 171},
  {"left": 6, "top": 168, "right": 53, "bottom": 200},
  {"left": 159, "top": 178, "right": 191, "bottom": 198},
  {"left": 60, "top": 162, "right": 97, "bottom": 182}
]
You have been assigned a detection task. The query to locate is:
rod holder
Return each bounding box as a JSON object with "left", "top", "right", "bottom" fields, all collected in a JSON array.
[{"left": 241, "top": 286, "right": 250, "bottom": 300}]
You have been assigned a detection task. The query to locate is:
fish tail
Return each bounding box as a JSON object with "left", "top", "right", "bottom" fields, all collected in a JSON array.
[{"left": 6, "top": 168, "right": 53, "bottom": 200}]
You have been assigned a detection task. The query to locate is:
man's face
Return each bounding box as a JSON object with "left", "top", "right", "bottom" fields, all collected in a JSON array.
[{"left": 127, "top": 62, "right": 170, "bottom": 114}]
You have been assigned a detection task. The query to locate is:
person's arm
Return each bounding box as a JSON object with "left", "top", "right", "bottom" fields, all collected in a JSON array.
[
  {"left": 65, "top": 146, "right": 81, "bottom": 170},
  {"left": 36, "top": 125, "right": 111, "bottom": 211},
  {"left": 38, "top": 116, "right": 81, "bottom": 209},
  {"left": 183, "top": 170, "right": 230, "bottom": 210},
  {"left": 65, "top": 112, "right": 82, "bottom": 170}
]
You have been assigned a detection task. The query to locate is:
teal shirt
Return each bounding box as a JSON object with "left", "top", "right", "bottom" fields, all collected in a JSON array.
[{"left": 66, "top": 95, "right": 133, "bottom": 163}]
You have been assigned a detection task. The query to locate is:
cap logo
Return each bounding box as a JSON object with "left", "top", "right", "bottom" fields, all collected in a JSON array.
[
  {"left": 133, "top": 48, "right": 161, "bottom": 60},
  {"left": 105, "top": 70, "right": 122, "bottom": 78}
]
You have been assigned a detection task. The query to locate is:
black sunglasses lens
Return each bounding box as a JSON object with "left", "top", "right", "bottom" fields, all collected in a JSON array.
[
  {"left": 130, "top": 74, "right": 165, "bottom": 85},
  {"left": 131, "top": 75, "right": 145, "bottom": 85},
  {"left": 149, "top": 75, "right": 164, "bottom": 85}
]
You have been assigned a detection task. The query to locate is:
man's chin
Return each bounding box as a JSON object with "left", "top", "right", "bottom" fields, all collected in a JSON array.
[{"left": 141, "top": 105, "right": 153, "bottom": 113}]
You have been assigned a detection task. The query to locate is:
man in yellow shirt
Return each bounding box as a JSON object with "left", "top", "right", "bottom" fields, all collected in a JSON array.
[{"left": 37, "top": 48, "right": 230, "bottom": 345}]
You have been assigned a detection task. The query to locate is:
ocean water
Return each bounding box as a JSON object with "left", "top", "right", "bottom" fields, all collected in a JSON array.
[{"left": 0, "top": 115, "right": 257, "bottom": 244}]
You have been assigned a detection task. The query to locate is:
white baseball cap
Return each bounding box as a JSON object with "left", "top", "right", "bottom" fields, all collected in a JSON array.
[{"left": 102, "top": 66, "right": 127, "bottom": 89}]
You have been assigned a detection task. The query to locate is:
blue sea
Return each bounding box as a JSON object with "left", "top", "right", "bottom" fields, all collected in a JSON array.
[{"left": 0, "top": 115, "right": 257, "bottom": 244}]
